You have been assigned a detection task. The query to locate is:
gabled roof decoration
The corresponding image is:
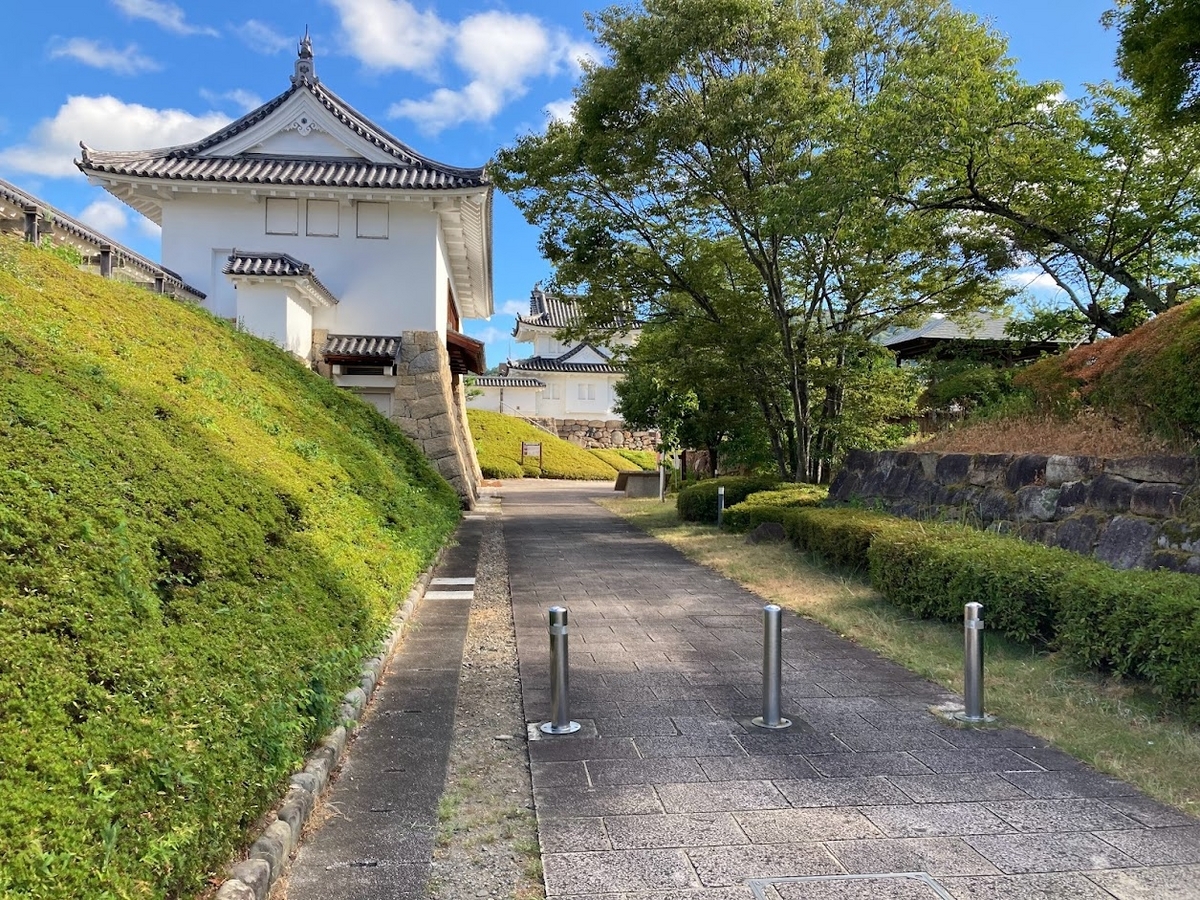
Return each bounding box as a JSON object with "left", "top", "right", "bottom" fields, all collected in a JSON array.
[
  {"left": 76, "top": 42, "right": 487, "bottom": 192},
  {"left": 223, "top": 250, "right": 339, "bottom": 307}
]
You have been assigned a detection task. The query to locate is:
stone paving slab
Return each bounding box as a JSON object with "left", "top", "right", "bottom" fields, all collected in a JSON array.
[{"left": 502, "top": 481, "right": 1200, "bottom": 899}]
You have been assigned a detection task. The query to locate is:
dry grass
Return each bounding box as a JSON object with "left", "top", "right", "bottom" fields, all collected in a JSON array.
[
  {"left": 912, "top": 408, "right": 1185, "bottom": 456},
  {"left": 599, "top": 497, "right": 1200, "bottom": 819}
]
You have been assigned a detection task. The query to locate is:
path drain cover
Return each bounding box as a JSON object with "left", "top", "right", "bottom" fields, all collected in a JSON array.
[{"left": 747, "top": 873, "right": 953, "bottom": 900}]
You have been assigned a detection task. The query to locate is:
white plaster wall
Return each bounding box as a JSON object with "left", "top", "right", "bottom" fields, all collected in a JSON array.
[
  {"left": 435, "top": 225, "right": 451, "bottom": 338},
  {"left": 467, "top": 386, "right": 502, "bottom": 412},
  {"left": 468, "top": 386, "right": 542, "bottom": 415},
  {"left": 234, "top": 282, "right": 312, "bottom": 358},
  {"left": 160, "top": 194, "right": 440, "bottom": 335}
]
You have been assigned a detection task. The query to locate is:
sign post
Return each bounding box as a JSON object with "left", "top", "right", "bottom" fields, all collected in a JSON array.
[{"left": 520, "top": 441, "right": 543, "bottom": 473}]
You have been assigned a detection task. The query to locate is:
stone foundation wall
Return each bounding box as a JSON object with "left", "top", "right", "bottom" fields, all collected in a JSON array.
[
  {"left": 831, "top": 450, "right": 1199, "bottom": 573},
  {"left": 552, "top": 419, "right": 660, "bottom": 452},
  {"left": 390, "top": 331, "right": 481, "bottom": 507}
]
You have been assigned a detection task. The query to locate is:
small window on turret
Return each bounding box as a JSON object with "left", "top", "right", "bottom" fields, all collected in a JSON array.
[{"left": 266, "top": 198, "right": 299, "bottom": 235}]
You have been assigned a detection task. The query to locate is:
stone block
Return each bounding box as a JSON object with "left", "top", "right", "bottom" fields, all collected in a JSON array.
[
  {"left": 1045, "top": 455, "right": 1093, "bottom": 487},
  {"left": 830, "top": 470, "right": 860, "bottom": 503},
  {"left": 1052, "top": 514, "right": 1103, "bottom": 555},
  {"left": 1005, "top": 454, "right": 1048, "bottom": 490},
  {"left": 977, "top": 491, "right": 1016, "bottom": 524},
  {"left": 1094, "top": 516, "right": 1158, "bottom": 569},
  {"left": 409, "top": 396, "right": 447, "bottom": 420},
  {"left": 215, "top": 881, "right": 257, "bottom": 900},
  {"left": 1017, "top": 485, "right": 1061, "bottom": 522},
  {"left": 881, "top": 461, "right": 917, "bottom": 498},
  {"left": 969, "top": 454, "right": 1013, "bottom": 487},
  {"left": 423, "top": 434, "right": 457, "bottom": 458},
  {"left": 1090, "top": 473, "right": 1136, "bottom": 513},
  {"left": 408, "top": 349, "right": 440, "bottom": 374},
  {"left": 227, "top": 859, "right": 271, "bottom": 900},
  {"left": 1131, "top": 482, "right": 1186, "bottom": 518},
  {"left": 843, "top": 449, "right": 874, "bottom": 472},
  {"left": 1055, "top": 480, "right": 1090, "bottom": 514},
  {"left": 1106, "top": 455, "right": 1197, "bottom": 484},
  {"left": 918, "top": 452, "right": 940, "bottom": 481},
  {"left": 249, "top": 821, "right": 290, "bottom": 882},
  {"left": 935, "top": 453, "right": 971, "bottom": 485}
]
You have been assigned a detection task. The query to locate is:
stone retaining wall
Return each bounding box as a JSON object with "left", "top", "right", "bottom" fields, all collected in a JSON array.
[
  {"left": 552, "top": 419, "right": 660, "bottom": 451},
  {"left": 831, "top": 450, "right": 1199, "bottom": 573}
]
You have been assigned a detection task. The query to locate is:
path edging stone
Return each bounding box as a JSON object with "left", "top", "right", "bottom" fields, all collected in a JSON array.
[{"left": 212, "top": 549, "right": 444, "bottom": 900}]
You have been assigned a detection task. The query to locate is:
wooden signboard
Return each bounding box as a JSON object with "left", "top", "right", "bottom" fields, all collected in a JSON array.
[{"left": 520, "top": 441, "right": 542, "bottom": 471}]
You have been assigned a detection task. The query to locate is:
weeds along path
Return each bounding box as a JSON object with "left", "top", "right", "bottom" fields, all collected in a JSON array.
[{"left": 428, "top": 498, "right": 544, "bottom": 900}]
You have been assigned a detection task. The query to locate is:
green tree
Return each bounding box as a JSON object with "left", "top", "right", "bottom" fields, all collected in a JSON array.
[
  {"left": 495, "top": 0, "right": 1012, "bottom": 482},
  {"left": 1106, "top": 0, "right": 1200, "bottom": 125},
  {"left": 897, "top": 81, "right": 1200, "bottom": 336}
]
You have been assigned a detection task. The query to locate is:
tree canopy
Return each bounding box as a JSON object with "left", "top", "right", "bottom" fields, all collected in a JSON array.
[{"left": 1107, "top": 0, "right": 1200, "bottom": 125}]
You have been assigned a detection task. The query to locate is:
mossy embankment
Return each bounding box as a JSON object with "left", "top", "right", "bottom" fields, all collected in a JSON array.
[
  {"left": 0, "top": 238, "right": 460, "bottom": 899},
  {"left": 468, "top": 408, "right": 649, "bottom": 479}
]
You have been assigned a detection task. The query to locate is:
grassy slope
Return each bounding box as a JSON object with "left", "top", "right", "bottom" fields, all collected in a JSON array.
[
  {"left": 467, "top": 408, "right": 618, "bottom": 479},
  {"left": 0, "top": 239, "right": 460, "bottom": 899}
]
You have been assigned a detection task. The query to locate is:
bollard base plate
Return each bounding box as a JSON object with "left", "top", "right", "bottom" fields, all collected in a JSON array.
[
  {"left": 540, "top": 721, "right": 581, "bottom": 735},
  {"left": 951, "top": 711, "right": 996, "bottom": 725},
  {"left": 751, "top": 716, "right": 793, "bottom": 731}
]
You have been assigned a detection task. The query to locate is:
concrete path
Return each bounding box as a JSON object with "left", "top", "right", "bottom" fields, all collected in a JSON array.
[
  {"left": 284, "top": 505, "right": 493, "bottom": 900},
  {"left": 504, "top": 481, "right": 1200, "bottom": 900}
]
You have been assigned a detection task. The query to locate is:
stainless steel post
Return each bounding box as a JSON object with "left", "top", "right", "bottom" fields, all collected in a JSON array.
[
  {"left": 962, "top": 602, "right": 985, "bottom": 721},
  {"left": 540, "top": 606, "right": 580, "bottom": 735},
  {"left": 659, "top": 463, "right": 666, "bottom": 503},
  {"left": 752, "top": 604, "right": 792, "bottom": 730},
  {"left": 717, "top": 486, "right": 725, "bottom": 528}
]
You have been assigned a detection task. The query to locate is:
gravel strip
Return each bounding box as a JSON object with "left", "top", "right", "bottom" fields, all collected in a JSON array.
[{"left": 427, "top": 504, "right": 545, "bottom": 900}]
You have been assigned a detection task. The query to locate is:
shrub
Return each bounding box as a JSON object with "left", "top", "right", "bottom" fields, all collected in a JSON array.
[
  {"left": 466, "top": 410, "right": 619, "bottom": 480},
  {"left": 784, "top": 508, "right": 904, "bottom": 569},
  {"left": 867, "top": 526, "right": 1078, "bottom": 643},
  {"left": 0, "top": 237, "right": 460, "bottom": 899},
  {"left": 676, "top": 475, "right": 779, "bottom": 524},
  {"left": 722, "top": 485, "right": 828, "bottom": 533}
]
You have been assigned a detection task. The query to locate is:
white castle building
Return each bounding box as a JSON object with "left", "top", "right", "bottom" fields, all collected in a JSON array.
[{"left": 77, "top": 36, "right": 490, "bottom": 503}]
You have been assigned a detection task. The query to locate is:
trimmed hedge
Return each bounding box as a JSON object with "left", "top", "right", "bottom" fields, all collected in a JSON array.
[
  {"left": 0, "top": 238, "right": 460, "bottom": 899},
  {"left": 722, "top": 485, "right": 828, "bottom": 533},
  {"left": 712, "top": 491, "right": 1200, "bottom": 717},
  {"left": 676, "top": 475, "right": 779, "bottom": 524},
  {"left": 466, "top": 409, "right": 619, "bottom": 480}
]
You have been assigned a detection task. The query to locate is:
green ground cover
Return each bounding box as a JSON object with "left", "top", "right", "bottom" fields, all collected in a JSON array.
[
  {"left": 467, "top": 409, "right": 619, "bottom": 479},
  {"left": 0, "top": 238, "right": 460, "bottom": 899}
]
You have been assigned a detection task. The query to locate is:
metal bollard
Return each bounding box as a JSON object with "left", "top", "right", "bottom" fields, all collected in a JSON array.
[
  {"left": 659, "top": 463, "right": 666, "bottom": 503},
  {"left": 751, "top": 604, "right": 792, "bottom": 730},
  {"left": 961, "top": 602, "right": 986, "bottom": 722},
  {"left": 540, "top": 606, "right": 580, "bottom": 735},
  {"left": 717, "top": 486, "right": 725, "bottom": 528}
]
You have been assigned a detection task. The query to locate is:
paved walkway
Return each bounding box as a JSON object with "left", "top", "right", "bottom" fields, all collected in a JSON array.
[{"left": 504, "top": 481, "right": 1200, "bottom": 900}]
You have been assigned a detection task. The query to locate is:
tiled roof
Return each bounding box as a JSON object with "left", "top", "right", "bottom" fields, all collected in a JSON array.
[
  {"left": 322, "top": 334, "right": 401, "bottom": 363},
  {"left": 77, "top": 80, "right": 487, "bottom": 191},
  {"left": 223, "top": 251, "right": 338, "bottom": 307},
  {"left": 514, "top": 289, "right": 641, "bottom": 333},
  {"left": 0, "top": 176, "right": 205, "bottom": 300},
  {"left": 471, "top": 376, "right": 545, "bottom": 388},
  {"left": 505, "top": 357, "right": 623, "bottom": 374},
  {"left": 880, "top": 314, "right": 1016, "bottom": 347}
]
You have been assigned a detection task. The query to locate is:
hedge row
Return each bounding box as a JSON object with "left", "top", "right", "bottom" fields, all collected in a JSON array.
[
  {"left": 734, "top": 502, "right": 1200, "bottom": 718},
  {"left": 721, "top": 485, "right": 828, "bottom": 533},
  {"left": 676, "top": 475, "right": 780, "bottom": 524}
]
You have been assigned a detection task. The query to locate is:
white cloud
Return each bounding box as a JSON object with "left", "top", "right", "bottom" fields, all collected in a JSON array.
[
  {"left": 112, "top": 0, "right": 218, "bottom": 37},
  {"left": 199, "top": 88, "right": 263, "bottom": 114},
  {"left": 76, "top": 199, "right": 129, "bottom": 235},
  {"left": 326, "top": 0, "right": 452, "bottom": 72},
  {"left": 388, "top": 11, "right": 599, "bottom": 135},
  {"left": 137, "top": 217, "right": 162, "bottom": 238},
  {"left": 1003, "top": 269, "right": 1065, "bottom": 293},
  {"left": 544, "top": 98, "right": 575, "bottom": 124},
  {"left": 500, "top": 299, "right": 528, "bottom": 316},
  {"left": 236, "top": 19, "right": 292, "bottom": 55},
  {"left": 48, "top": 38, "right": 160, "bottom": 75},
  {"left": 0, "top": 95, "right": 230, "bottom": 178}
]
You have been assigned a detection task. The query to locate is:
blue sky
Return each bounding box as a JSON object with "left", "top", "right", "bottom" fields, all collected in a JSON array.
[{"left": 1, "top": 0, "right": 1119, "bottom": 366}]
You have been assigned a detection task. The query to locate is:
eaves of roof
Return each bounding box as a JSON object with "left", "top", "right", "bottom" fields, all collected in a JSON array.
[{"left": 223, "top": 251, "right": 339, "bottom": 308}]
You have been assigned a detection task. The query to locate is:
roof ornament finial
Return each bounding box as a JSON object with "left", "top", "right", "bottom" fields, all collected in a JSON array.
[{"left": 292, "top": 27, "right": 318, "bottom": 85}]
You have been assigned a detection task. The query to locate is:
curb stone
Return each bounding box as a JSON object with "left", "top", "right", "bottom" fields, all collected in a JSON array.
[{"left": 212, "top": 550, "right": 444, "bottom": 900}]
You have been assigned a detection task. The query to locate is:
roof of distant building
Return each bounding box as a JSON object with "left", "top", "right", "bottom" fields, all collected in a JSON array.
[
  {"left": 880, "top": 314, "right": 1069, "bottom": 362},
  {"left": 472, "top": 375, "right": 545, "bottom": 388},
  {"left": 513, "top": 289, "right": 640, "bottom": 335}
]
